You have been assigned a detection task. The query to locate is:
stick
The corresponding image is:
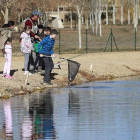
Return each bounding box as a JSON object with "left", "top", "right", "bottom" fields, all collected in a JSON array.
[
  {"left": 24, "top": 71, "right": 29, "bottom": 85},
  {"left": 54, "top": 53, "right": 86, "bottom": 66},
  {"left": 40, "top": 54, "right": 65, "bottom": 59}
]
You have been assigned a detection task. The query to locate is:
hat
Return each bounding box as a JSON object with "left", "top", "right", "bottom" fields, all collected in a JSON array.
[{"left": 32, "top": 10, "right": 42, "bottom": 16}]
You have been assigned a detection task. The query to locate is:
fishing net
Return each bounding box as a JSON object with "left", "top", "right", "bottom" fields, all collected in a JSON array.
[{"left": 67, "top": 60, "right": 80, "bottom": 83}]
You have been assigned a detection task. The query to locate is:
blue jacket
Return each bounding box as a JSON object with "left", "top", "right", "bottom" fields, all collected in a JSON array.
[{"left": 38, "top": 35, "right": 55, "bottom": 55}]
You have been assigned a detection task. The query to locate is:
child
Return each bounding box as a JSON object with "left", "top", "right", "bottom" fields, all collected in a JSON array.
[
  {"left": 34, "top": 24, "right": 44, "bottom": 71},
  {"left": 20, "top": 26, "right": 34, "bottom": 75},
  {"left": 43, "top": 27, "right": 51, "bottom": 37},
  {"left": 2, "top": 38, "right": 13, "bottom": 79},
  {"left": 38, "top": 29, "right": 58, "bottom": 85},
  {"left": 37, "top": 27, "right": 52, "bottom": 72}
]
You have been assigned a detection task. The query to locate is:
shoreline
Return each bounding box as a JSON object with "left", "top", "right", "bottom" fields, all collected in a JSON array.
[{"left": 0, "top": 51, "right": 140, "bottom": 98}]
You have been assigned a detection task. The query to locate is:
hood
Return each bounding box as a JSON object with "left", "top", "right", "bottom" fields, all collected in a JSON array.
[
  {"left": 0, "top": 27, "right": 10, "bottom": 32},
  {"left": 20, "top": 32, "right": 29, "bottom": 38}
]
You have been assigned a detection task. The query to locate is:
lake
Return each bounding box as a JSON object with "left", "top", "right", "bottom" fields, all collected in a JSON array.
[{"left": 0, "top": 76, "right": 140, "bottom": 140}]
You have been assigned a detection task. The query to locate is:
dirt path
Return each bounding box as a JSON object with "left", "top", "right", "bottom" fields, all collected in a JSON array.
[{"left": 0, "top": 51, "right": 140, "bottom": 97}]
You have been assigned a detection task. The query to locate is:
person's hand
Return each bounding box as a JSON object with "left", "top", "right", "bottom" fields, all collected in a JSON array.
[
  {"left": 52, "top": 54, "right": 56, "bottom": 58},
  {"left": 39, "top": 38, "right": 42, "bottom": 41},
  {"left": 35, "top": 35, "right": 40, "bottom": 39}
]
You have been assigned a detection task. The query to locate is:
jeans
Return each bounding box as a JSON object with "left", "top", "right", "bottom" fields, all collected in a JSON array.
[
  {"left": 43, "top": 56, "right": 54, "bottom": 81},
  {"left": 28, "top": 51, "right": 36, "bottom": 70},
  {"left": 24, "top": 53, "right": 30, "bottom": 71}
]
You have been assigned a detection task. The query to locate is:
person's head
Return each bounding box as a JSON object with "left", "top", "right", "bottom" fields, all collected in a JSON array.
[
  {"left": 5, "top": 38, "right": 12, "bottom": 45},
  {"left": 23, "top": 26, "right": 31, "bottom": 34},
  {"left": 31, "top": 10, "right": 42, "bottom": 20},
  {"left": 2, "top": 21, "right": 15, "bottom": 29},
  {"left": 43, "top": 27, "right": 51, "bottom": 35},
  {"left": 38, "top": 24, "right": 43, "bottom": 33},
  {"left": 8, "top": 21, "right": 15, "bottom": 29},
  {"left": 50, "top": 29, "right": 58, "bottom": 39},
  {"left": 2, "top": 24, "right": 9, "bottom": 28}
]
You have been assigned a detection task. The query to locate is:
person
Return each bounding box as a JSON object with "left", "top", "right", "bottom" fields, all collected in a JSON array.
[
  {"left": 2, "top": 38, "right": 13, "bottom": 79},
  {"left": 38, "top": 27, "right": 52, "bottom": 72},
  {"left": 43, "top": 27, "right": 51, "bottom": 37},
  {"left": 0, "top": 21, "right": 15, "bottom": 54},
  {"left": 25, "top": 10, "right": 42, "bottom": 73},
  {"left": 38, "top": 29, "right": 58, "bottom": 85},
  {"left": 34, "top": 24, "right": 44, "bottom": 71},
  {"left": 20, "top": 26, "right": 34, "bottom": 75}
]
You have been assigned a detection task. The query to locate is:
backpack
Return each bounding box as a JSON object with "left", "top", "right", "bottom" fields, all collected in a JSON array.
[{"left": 0, "top": 28, "right": 10, "bottom": 49}]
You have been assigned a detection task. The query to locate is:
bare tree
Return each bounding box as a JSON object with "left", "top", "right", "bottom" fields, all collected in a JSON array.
[
  {"left": 128, "top": 0, "right": 130, "bottom": 24},
  {"left": 113, "top": 0, "right": 116, "bottom": 24},
  {"left": 133, "top": 0, "right": 137, "bottom": 29},
  {"left": 68, "top": 0, "right": 86, "bottom": 49},
  {"left": 121, "top": 0, "right": 123, "bottom": 25},
  {"left": 91, "top": 0, "right": 95, "bottom": 33},
  {"left": 0, "top": 0, "right": 17, "bottom": 23},
  {"left": 99, "top": 0, "right": 102, "bottom": 36},
  {"left": 106, "top": 0, "right": 108, "bottom": 25}
]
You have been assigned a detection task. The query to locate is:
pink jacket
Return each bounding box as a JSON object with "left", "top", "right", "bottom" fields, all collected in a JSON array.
[{"left": 20, "top": 32, "right": 33, "bottom": 53}]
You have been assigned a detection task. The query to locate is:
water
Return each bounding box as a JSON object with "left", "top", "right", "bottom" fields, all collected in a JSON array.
[{"left": 0, "top": 77, "right": 140, "bottom": 140}]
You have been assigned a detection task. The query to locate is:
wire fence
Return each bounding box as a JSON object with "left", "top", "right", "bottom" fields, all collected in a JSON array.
[{"left": 11, "top": 25, "right": 140, "bottom": 55}]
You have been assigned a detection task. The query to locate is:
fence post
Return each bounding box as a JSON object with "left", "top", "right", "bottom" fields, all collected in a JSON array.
[
  {"left": 111, "top": 28, "right": 113, "bottom": 52},
  {"left": 135, "top": 27, "right": 136, "bottom": 51},
  {"left": 59, "top": 30, "right": 61, "bottom": 54},
  {"left": 86, "top": 29, "right": 88, "bottom": 53}
]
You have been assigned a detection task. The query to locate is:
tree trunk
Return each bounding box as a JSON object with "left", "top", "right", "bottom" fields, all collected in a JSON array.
[
  {"left": 86, "top": 15, "right": 89, "bottom": 29},
  {"left": 70, "top": 11, "right": 73, "bottom": 29},
  {"left": 113, "top": 0, "right": 115, "bottom": 24},
  {"left": 95, "top": 6, "right": 98, "bottom": 36},
  {"left": 77, "top": 6, "right": 82, "bottom": 49},
  {"left": 136, "top": 0, "right": 138, "bottom": 26},
  {"left": 128, "top": 0, "right": 130, "bottom": 24},
  {"left": 78, "top": 15, "right": 82, "bottom": 49},
  {"left": 18, "top": 14, "right": 21, "bottom": 32},
  {"left": 81, "top": 16, "right": 84, "bottom": 24},
  {"left": 121, "top": 0, "right": 123, "bottom": 25},
  {"left": 106, "top": 0, "right": 108, "bottom": 25},
  {"left": 90, "top": 14, "right": 92, "bottom": 25},
  {"left": 91, "top": 0, "right": 94, "bottom": 33},
  {"left": 99, "top": 0, "right": 102, "bottom": 36},
  {"left": 136, "top": 0, "right": 139, "bottom": 25},
  {"left": 134, "top": 0, "right": 137, "bottom": 29}
]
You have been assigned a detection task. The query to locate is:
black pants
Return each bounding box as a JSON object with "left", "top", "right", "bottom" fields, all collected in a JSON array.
[
  {"left": 43, "top": 56, "right": 54, "bottom": 82},
  {"left": 34, "top": 53, "right": 43, "bottom": 69}
]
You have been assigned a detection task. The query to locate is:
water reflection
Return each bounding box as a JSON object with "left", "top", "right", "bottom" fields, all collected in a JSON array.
[
  {"left": 0, "top": 78, "right": 140, "bottom": 140},
  {"left": 3, "top": 99, "right": 13, "bottom": 139},
  {"left": 29, "top": 90, "right": 56, "bottom": 139}
]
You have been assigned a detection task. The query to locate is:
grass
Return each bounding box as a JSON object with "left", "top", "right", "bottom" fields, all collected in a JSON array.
[{"left": 10, "top": 24, "right": 140, "bottom": 56}]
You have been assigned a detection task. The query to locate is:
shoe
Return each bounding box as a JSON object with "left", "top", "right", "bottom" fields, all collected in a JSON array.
[
  {"left": 24, "top": 71, "right": 32, "bottom": 76},
  {"left": 30, "top": 69, "right": 38, "bottom": 74},
  {"left": 37, "top": 68, "right": 42, "bottom": 72},
  {"left": 5, "top": 75, "right": 13, "bottom": 79},
  {"left": 2, "top": 74, "right": 6, "bottom": 77},
  {"left": 43, "top": 80, "right": 53, "bottom": 85}
]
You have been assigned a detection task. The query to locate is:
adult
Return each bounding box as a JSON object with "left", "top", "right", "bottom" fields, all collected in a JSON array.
[
  {"left": 25, "top": 10, "right": 42, "bottom": 73},
  {"left": 0, "top": 21, "right": 15, "bottom": 54}
]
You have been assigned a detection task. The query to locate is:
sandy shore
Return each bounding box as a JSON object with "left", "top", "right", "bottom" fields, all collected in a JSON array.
[{"left": 0, "top": 51, "right": 140, "bottom": 97}]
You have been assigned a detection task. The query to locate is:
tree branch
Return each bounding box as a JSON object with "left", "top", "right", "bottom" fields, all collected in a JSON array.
[{"left": 1, "top": 9, "right": 5, "bottom": 17}]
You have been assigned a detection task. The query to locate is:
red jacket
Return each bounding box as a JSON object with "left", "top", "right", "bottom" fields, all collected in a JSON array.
[{"left": 25, "top": 17, "right": 36, "bottom": 37}]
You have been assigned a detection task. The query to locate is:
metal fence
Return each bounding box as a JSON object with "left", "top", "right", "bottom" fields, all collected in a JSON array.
[
  {"left": 54, "top": 25, "right": 140, "bottom": 54},
  {"left": 12, "top": 25, "right": 140, "bottom": 55}
]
